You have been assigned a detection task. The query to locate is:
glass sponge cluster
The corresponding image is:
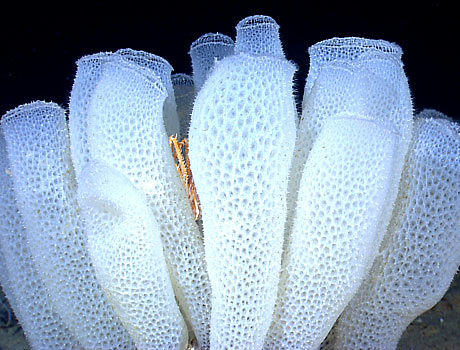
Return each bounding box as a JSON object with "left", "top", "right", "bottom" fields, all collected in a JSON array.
[{"left": 0, "top": 14, "right": 459, "bottom": 350}]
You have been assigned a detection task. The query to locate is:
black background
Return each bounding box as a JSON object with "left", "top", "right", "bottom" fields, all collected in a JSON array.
[{"left": 1, "top": 1, "right": 458, "bottom": 119}]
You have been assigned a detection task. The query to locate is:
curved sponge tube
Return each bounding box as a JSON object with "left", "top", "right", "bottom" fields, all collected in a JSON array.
[
  {"left": 285, "top": 53, "right": 412, "bottom": 255},
  {"left": 287, "top": 39, "right": 412, "bottom": 250},
  {"left": 189, "top": 52, "right": 297, "bottom": 349},
  {"left": 267, "top": 59, "right": 411, "bottom": 349},
  {"left": 85, "top": 57, "right": 212, "bottom": 349},
  {"left": 69, "top": 49, "right": 180, "bottom": 179},
  {"left": 1, "top": 101, "right": 136, "bottom": 349},
  {"left": 77, "top": 160, "right": 188, "bottom": 350},
  {"left": 0, "top": 132, "right": 83, "bottom": 350},
  {"left": 290, "top": 40, "right": 411, "bottom": 223},
  {"left": 332, "top": 112, "right": 460, "bottom": 350},
  {"left": 267, "top": 116, "right": 397, "bottom": 350}
]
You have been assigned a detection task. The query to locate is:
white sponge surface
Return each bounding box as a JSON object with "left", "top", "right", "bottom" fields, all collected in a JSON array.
[
  {"left": 333, "top": 114, "right": 460, "bottom": 350},
  {"left": 267, "top": 114, "right": 398, "bottom": 349},
  {"left": 0, "top": 132, "right": 83, "bottom": 350},
  {"left": 115, "top": 48, "right": 180, "bottom": 136},
  {"left": 1, "top": 101, "right": 136, "bottom": 349},
  {"left": 86, "top": 59, "right": 212, "bottom": 349},
  {"left": 69, "top": 52, "right": 112, "bottom": 179},
  {"left": 189, "top": 52, "right": 297, "bottom": 349},
  {"left": 78, "top": 161, "right": 188, "bottom": 350},
  {"left": 235, "top": 15, "right": 284, "bottom": 57},
  {"left": 305, "top": 37, "right": 402, "bottom": 98}
]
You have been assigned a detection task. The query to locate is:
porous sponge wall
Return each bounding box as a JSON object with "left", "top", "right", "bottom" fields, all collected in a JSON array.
[
  {"left": 83, "top": 57, "right": 211, "bottom": 348},
  {"left": 235, "top": 15, "right": 284, "bottom": 57},
  {"left": 116, "top": 48, "right": 180, "bottom": 137},
  {"left": 266, "top": 58, "right": 412, "bottom": 349},
  {"left": 69, "top": 52, "right": 111, "bottom": 179},
  {"left": 1, "top": 101, "right": 136, "bottom": 349},
  {"left": 267, "top": 117, "right": 397, "bottom": 350},
  {"left": 0, "top": 133, "right": 82, "bottom": 350},
  {"left": 332, "top": 112, "right": 460, "bottom": 350},
  {"left": 285, "top": 55, "right": 411, "bottom": 253},
  {"left": 69, "top": 49, "right": 181, "bottom": 181},
  {"left": 288, "top": 40, "right": 412, "bottom": 243},
  {"left": 189, "top": 52, "right": 297, "bottom": 349},
  {"left": 78, "top": 161, "right": 188, "bottom": 350},
  {"left": 86, "top": 58, "right": 169, "bottom": 191},
  {"left": 304, "top": 37, "right": 403, "bottom": 101},
  {"left": 287, "top": 40, "right": 412, "bottom": 255}
]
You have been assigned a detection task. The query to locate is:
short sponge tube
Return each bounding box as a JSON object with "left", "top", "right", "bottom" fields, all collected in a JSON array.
[
  {"left": 235, "top": 15, "right": 284, "bottom": 57},
  {"left": 189, "top": 33, "right": 234, "bottom": 91}
]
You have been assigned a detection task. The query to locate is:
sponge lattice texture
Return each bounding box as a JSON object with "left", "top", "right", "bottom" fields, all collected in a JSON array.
[
  {"left": 189, "top": 52, "right": 297, "bottom": 349},
  {"left": 235, "top": 15, "right": 284, "bottom": 57},
  {"left": 332, "top": 112, "right": 460, "bottom": 350},
  {"left": 69, "top": 52, "right": 111, "bottom": 179},
  {"left": 115, "top": 48, "right": 180, "bottom": 137},
  {"left": 304, "top": 37, "right": 402, "bottom": 99},
  {"left": 0, "top": 133, "right": 83, "bottom": 350},
  {"left": 1, "top": 101, "right": 136, "bottom": 349},
  {"left": 267, "top": 55, "right": 413, "bottom": 349},
  {"left": 284, "top": 44, "right": 413, "bottom": 290},
  {"left": 266, "top": 115, "right": 398, "bottom": 350},
  {"left": 78, "top": 161, "right": 188, "bottom": 350},
  {"left": 84, "top": 58, "right": 211, "bottom": 349}
]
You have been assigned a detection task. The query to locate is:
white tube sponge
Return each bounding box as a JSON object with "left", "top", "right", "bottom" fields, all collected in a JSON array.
[
  {"left": 189, "top": 52, "right": 297, "bottom": 349},
  {"left": 69, "top": 52, "right": 112, "bottom": 179},
  {"left": 304, "top": 37, "right": 403, "bottom": 102},
  {"left": 284, "top": 40, "right": 412, "bottom": 266},
  {"left": 302, "top": 39, "right": 408, "bottom": 148},
  {"left": 190, "top": 33, "right": 234, "bottom": 90},
  {"left": 77, "top": 160, "right": 188, "bottom": 350},
  {"left": 290, "top": 39, "right": 411, "bottom": 220},
  {"left": 266, "top": 60, "right": 410, "bottom": 349},
  {"left": 85, "top": 58, "right": 211, "bottom": 349},
  {"left": 69, "top": 50, "right": 180, "bottom": 174},
  {"left": 0, "top": 133, "right": 82, "bottom": 350},
  {"left": 291, "top": 38, "right": 407, "bottom": 203},
  {"left": 332, "top": 112, "right": 460, "bottom": 350},
  {"left": 1, "top": 101, "right": 136, "bottom": 350},
  {"left": 235, "top": 15, "right": 284, "bottom": 57},
  {"left": 116, "top": 48, "right": 180, "bottom": 137}
]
